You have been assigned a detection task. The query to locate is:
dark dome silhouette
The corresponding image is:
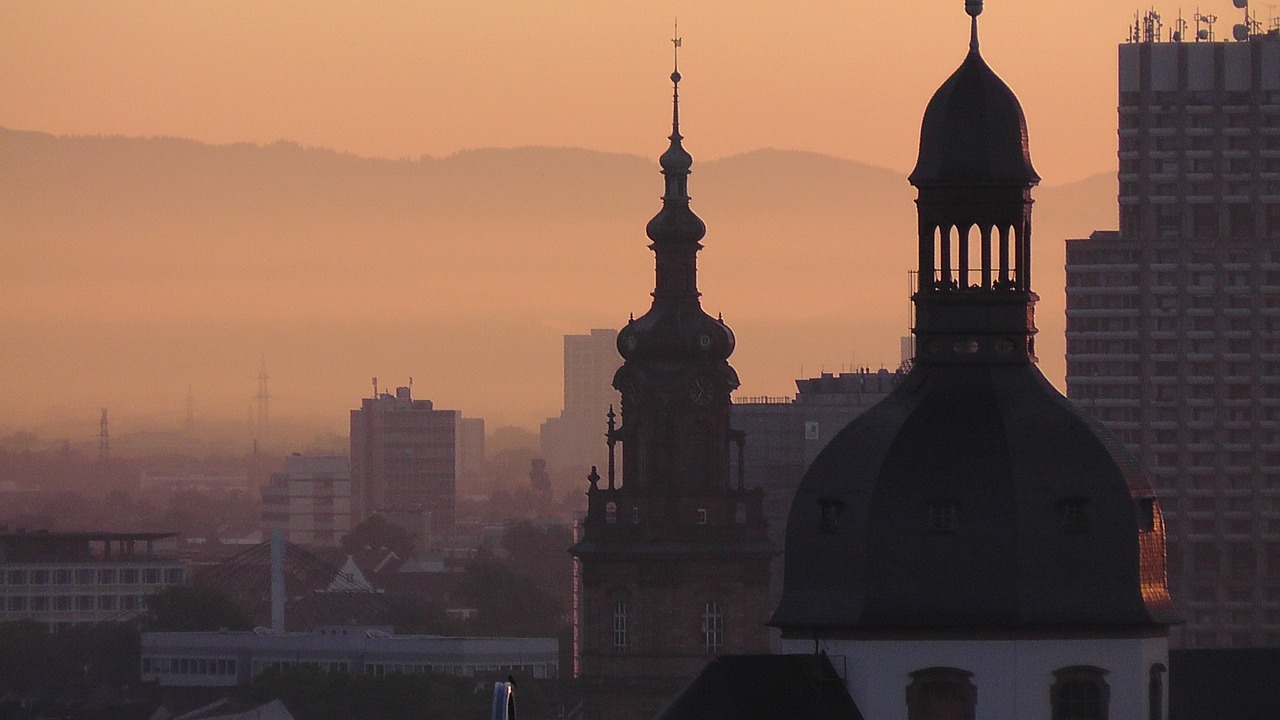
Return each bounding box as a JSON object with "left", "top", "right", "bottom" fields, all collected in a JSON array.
[
  {"left": 772, "top": 3, "right": 1173, "bottom": 635},
  {"left": 909, "top": 49, "right": 1039, "bottom": 187}
]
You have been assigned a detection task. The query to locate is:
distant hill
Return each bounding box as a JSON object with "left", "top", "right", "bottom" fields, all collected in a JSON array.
[{"left": 0, "top": 127, "right": 1115, "bottom": 433}]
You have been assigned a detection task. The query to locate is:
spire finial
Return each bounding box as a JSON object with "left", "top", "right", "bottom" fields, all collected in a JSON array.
[
  {"left": 671, "top": 20, "right": 683, "bottom": 139},
  {"left": 966, "top": 0, "right": 983, "bottom": 52}
]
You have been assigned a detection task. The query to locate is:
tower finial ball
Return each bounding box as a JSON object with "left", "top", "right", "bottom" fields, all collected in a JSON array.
[{"left": 966, "top": 0, "right": 983, "bottom": 17}]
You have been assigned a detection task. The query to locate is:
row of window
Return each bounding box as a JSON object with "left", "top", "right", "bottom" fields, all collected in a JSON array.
[
  {"left": 905, "top": 664, "right": 1155, "bottom": 720},
  {"left": 0, "top": 567, "right": 184, "bottom": 586},
  {"left": 814, "top": 498, "right": 1156, "bottom": 536},
  {"left": 143, "top": 657, "right": 237, "bottom": 676},
  {"left": 610, "top": 601, "right": 723, "bottom": 653},
  {"left": 2, "top": 593, "right": 150, "bottom": 612}
]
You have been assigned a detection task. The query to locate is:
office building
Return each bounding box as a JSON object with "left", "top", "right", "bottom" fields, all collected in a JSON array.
[
  {"left": 260, "top": 455, "right": 352, "bottom": 547},
  {"left": 350, "top": 387, "right": 459, "bottom": 548},
  {"left": 540, "top": 329, "right": 621, "bottom": 473},
  {"left": 0, "top": 531, "right": 185, "bottom": 629},
  {"left": 1066, "top": 16, "right": 1280, "bottom": 647}
]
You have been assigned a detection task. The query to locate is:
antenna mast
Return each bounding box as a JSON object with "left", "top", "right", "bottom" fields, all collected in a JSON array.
[
  {"left": 255, "top": 357, "right": 270, "bottom": 448},
  {"left": 99, "top": 408, "right": 110, "bottom": 461}
]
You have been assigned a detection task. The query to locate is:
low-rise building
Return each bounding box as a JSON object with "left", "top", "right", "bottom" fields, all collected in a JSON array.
[
  {"left": 260, "top": 455, "right": 352, "bottom": 547},
  {"left": 141, "top": 627, "right": 558, "bottom": 687},
  {"left": 0, "top": 530, "right": 185, "bottom": 629}
]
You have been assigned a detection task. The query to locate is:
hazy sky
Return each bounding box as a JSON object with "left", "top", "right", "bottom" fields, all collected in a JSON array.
[
  {"left": 2, "top": 1, "right": 1242, "bottom": 436},
  {"left": 3, "top": 1, "right": 1226, "bottom": 182}
]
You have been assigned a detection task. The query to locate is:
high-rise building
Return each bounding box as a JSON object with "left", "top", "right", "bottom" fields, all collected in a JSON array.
[
  {"left": 349, "top": 387, "right": 459, "bottom": 548},
  {"left": 260, "top": 454, "right": 352, "bottom": 547},
  {"left": 540, "top": 329, "right": 621, "bottom": 473},
  {"left": 1066, "top": 19, "right": 1280, "bottom": 648},
  {"left": 774, "top": 4, "right": 1176, "bottom": 718},
  {"left": 568, "top": 57, "right": 772, "bottom": 720}
]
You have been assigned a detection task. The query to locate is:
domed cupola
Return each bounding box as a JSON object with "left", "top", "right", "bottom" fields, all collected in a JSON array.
[
  {"left": 771, "top": 0, "right": 1176, "bottom": 636},
  {"left": 615, "top": 64, "right": 736, "bottom": 368}
]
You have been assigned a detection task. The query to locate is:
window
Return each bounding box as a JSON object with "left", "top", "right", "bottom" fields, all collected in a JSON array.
[
  {"left": 1060, "top": 497, "right": 1090, "bottom": 534},
  {"left": 928, "top": 499, "right": 958, "bottom": 534},
  {"left": 701, "top": 602, "right": 723, "bottom": 653},
  {"left": 605, "top": 502, "right": 617, "bottom": 524},
  {"left": 818, "top": 498, "right": 844, "bottom": 534},
  {"left": 612, "top": 602, "right": 628, "bottom": 651},
  {"left": 1053, "top": 666, "right": 1110, "bottom": 720},
  {"left": 906, "top": 667, "right": 976, "bottom": 720},
  {"left": 697, "top": 508, "right": 708, "bottom": 525}
]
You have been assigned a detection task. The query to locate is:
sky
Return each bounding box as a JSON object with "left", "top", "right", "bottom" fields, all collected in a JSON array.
[
  {"left": 0, "top": 1, "right": 1248, "bottom": 436},
  {"left": 4, "top": 1, "right": 1223, "bottom": 182}
]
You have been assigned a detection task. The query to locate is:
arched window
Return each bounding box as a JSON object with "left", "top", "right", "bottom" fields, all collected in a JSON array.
[
  {"left": 1148, "top": 663, "right": 1166, "bottom": 720},
  {"left": 1052, "top": 666, "right": 1110, "bottom": 720},
  {"left": 906, "top": 667, "right": 976, "bottom": 720},
  {"left": 605, "top": 502, "right": 617, "bottom": 524},
  {"left": 701, "top": 602, "right": 723, "bottom": 653},
  {"left": 612, "top": 601, "right": 627, "bottom": 651}
]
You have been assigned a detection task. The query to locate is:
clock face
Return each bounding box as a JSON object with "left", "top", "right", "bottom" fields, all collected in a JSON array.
[
  {"left": 698, "top": 333, "right": 712, "bottom": 350},
  {"left": 689, "top": 376, "right": 713, "bottom": 406}
]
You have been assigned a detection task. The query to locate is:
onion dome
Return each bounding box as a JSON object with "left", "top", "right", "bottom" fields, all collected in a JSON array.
[
  {"left": 908, "top": 2, "right": 1039, "bottom": 187},
  {"left": 615, "top": 63, "right": 735, "bottom": 367},
  {"left": 771, "top": 0, "right": 1174, "bottom": 635}
]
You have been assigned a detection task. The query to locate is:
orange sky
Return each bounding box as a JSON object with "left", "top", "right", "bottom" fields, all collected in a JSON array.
[
  {"left": 1, "top": 2, "right": 1244, "bottom": 436},
  {"left": 2, "top": 1, "right": 1218, "bottom": 182}
]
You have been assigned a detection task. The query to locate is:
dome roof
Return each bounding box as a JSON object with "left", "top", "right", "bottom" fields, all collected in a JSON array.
[
  {"left": 617, "top": 308, "right": 735, "bottom": 364},
  {"left": 909, "top": 50, "right": 1040, "bottom": 187},
  {"left": 771, "top": 364, "right": 1176, "bottom": 632}
]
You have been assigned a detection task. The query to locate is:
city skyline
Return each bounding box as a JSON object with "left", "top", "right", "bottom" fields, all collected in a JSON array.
[{"left": 1, "top": 1, "right": 1260, "bottom": 433}]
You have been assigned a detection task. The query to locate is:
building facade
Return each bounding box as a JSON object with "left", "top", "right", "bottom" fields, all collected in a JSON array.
[
  {"left": 141, "top": 627, "right": 557, "bottom": 687},
  {"left": 568, "top": 60, "right": 772, "bottom": 720},
  {"left": 261, "top": 455, "right": 352, "bottom": 547},
  {"left": 774, "top": 4, "right": 1176, "bottom": 719},
  {"left": 1066, "top": 21, "right": 1280, "bottom": 647},
  {"left": 0, "top": 531, "right": 185, "bottom": 629},
  {"left": 350, "top": 387, "right": 459, "bottom": 548},
  {"left": 540, "top": 329, "right": 621, "bottom": 473}
]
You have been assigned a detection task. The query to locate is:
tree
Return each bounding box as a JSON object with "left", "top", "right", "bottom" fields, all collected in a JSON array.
[{"left": 341, "top": 514, "right": 416, "bottom": 558}]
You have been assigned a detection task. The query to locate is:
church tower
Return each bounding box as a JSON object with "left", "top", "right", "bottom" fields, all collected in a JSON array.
[
  {"left": 772, "top": 3, "right": 1178, "bottom": 719},
  {"left": 570, "top": 44, "right": 772, "bottom": 720}
]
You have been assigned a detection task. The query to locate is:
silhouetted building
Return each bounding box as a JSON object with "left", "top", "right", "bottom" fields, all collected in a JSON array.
[
  {"left": 0, "top": 531, "right": 185, "bottom": 629},
  {"left": 773, "top": 4, "right": 1177, "bottom": 719},
  {"left": 568, "top": 60, "right": 772, "bottom": 720},
  {"left": 540, "top": 329, "right": 621, "bottom": 472},
  {"left": 260, "top": 454, "right": 351, "bottom": 547},
  {"left": 458, "top": 416, "right": 486, "bottom": 494},
  {"left": 1066, "top": 22, "right": 1280, "bottom": 648},
  {"left": 141, "top": 627, "right": 557, "bottom": 687},
  {"left": 350, "top": 387, "right": 459, "bottom": 548}
]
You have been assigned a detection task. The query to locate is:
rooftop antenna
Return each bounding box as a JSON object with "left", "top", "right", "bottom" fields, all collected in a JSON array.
[
  {"left": 1173, "top": 9, "right": 1189, "bottom": 41},
  {"left": 1269, "top": 4, "right": 1279, "bottom": 32},
  {"left": 1233, "top": 0, "right": 1253, "bottom": 40},
  {"left": 372, "top": 376, "right": 378, "bottom": 399},
  {"left": 1195, "top": 10, "right": 1218, "bottom": 41},
  {"left": 1142, "top": 9, "right": 1163, "bottom": 43}
]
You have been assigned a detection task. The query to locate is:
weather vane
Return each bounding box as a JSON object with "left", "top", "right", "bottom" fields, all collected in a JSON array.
[{"left": 673, "top": 19, "right": 682, "bottom": 75}]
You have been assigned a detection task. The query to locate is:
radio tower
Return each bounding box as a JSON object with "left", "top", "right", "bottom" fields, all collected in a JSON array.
[
  {"left": 98, "top": 408, "right": 110, "bottom": 461},
  {"left": 255, "top": 357, "right": 271, "bottom": 448}
]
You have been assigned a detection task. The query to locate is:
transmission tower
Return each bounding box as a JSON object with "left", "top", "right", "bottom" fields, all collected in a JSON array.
[
  {"left": 255, "top": 358, "right": 271, "bottom": 447},
  {"left": 98, "top": 408, "right": 110, "bottom": 461}
]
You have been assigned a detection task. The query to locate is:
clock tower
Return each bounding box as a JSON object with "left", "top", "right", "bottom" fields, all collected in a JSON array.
[{"left": 569, "top": 46, "right": 773, "bottom": 720}]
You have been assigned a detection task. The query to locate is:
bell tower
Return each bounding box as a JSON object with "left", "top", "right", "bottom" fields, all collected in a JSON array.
[{"left": 569, "top": 39, "right": 773, "bottom": 720}]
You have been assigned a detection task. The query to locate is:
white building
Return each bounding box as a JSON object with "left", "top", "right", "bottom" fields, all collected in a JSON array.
[
  {"left": 261, "top": 454, "right": 352, "bottom": 547},
  {"left": 0, "top": 531, "right": 186, "bottom": 629}
]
